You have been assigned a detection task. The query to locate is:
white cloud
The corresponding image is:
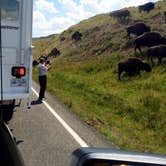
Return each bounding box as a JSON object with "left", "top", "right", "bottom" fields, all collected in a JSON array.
[
  {"left": 59, "top": 0, "right": 89, "bottom": 20},
  {"left": 35, "top": 0, "right": 58, "bottom": 14},
  {"left": 33, "top": 10, "right": 76, "bottom": 37},
  {"left": 33, "top": 11, "right": 46, "bottom": 29}
]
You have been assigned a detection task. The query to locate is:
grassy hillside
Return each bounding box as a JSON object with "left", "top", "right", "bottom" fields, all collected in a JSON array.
[{"left": 33, "top": 1, "right": 166, "bottom": 154}]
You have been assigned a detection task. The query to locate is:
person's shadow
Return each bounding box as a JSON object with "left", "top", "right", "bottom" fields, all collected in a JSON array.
[{"left": 31, "top": 100, "right": 42, "bottom": 105}]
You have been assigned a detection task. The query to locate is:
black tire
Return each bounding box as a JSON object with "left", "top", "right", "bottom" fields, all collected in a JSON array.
[{"left": 1, "top": 100, "right": 15, "bottom": 123}]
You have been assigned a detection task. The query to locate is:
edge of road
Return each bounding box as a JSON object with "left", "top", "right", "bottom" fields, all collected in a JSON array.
[
  {"left": 32, "top": 87, "right": 88, "bottom": 147},
  {"left": 32, "top": 81, "right": 118, "bottom": 149}
]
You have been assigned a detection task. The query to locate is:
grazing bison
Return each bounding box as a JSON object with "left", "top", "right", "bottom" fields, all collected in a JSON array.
[
  {"left": 60, "top": 36, "right": 65, "bottom": 42},
  {"left": 118, "top": 57, "right": 151, "bottom": 80},
  {"left": 110, "top": 9, "right": 130, "bottom": 20},
  {"left": 32, "top": 60, "right": 38, "bottom": 67},
  {"left": 72, "top": 31, "right": 82, "bottom": 41},
  {"left": 38, "top": 54, "right": 48, "bottom": 61},
  {"left": 139, "top": 2, "right": 154, "bottom": 13},
  {"left": 127, "top": 22, "right": 150, "bottom": 38},
  {"left": 147, "top": 45, "right": 166, "bottom": 64},
  {"left": 134, "top": 32, "right": 166, "bottom": 53},
  {"left": 48, "top": 47, "right": 60, "bottom": 57}
]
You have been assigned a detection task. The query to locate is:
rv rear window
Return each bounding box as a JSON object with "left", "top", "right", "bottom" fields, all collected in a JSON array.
[{"left": 1, "top": 0, "right": 19, "bottom": 21}]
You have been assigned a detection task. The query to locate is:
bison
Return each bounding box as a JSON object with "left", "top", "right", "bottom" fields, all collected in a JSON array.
[
  {"left": 72, "top": 31, "right": 82, "bottom": 41},
  {"left": 118, "top": 57, "right": 151, "bottom": 80},
  {"left": 60, "top": 36, "right": 65, "bottom": 42},
  {"left": 127, "top": 22, "right": 150, "bottom": 38},
  {"left": 48, "top": 47, "right": 60, "bottom": 57},
  {"left": 139, "top": 2, "right": 154, "bottom": 13},
  {"left": 110, "top": 9, "right": 130, "bottom": 20},
  {"left": 134, "top": 32, "right": 166, "bottom": 53},
  {"left": 147, "top": 45, "right": 166, "bottom": 64},
  {"left": 32, "top": 60, "right": 39, "bottom": 67},
  {"left": 38, "top": 55, "right": 49, "bottom": 64}
]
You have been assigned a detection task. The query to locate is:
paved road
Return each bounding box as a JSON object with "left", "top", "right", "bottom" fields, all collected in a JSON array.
[{"left": 9, "top": 81, "right": 117, "bottom": 166}]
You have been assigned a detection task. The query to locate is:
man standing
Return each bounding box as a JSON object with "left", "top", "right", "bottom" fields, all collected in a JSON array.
[{"left": 37, "top": 57, "right": 51, "bottom": 102}]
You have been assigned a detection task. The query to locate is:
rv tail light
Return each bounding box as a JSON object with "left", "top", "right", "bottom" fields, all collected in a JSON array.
[{"left": 12, "top": 67, "right": 26, "bottom": 78}]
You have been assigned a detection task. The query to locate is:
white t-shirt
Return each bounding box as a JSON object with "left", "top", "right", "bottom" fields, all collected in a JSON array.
[{"left": 37, "top": 63, "right": 48, "bottom": 76}]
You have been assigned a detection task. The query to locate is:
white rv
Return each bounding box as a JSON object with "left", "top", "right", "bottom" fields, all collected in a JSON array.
[{"left": 0, "top": 0, "right": 33, "bottom": 122}]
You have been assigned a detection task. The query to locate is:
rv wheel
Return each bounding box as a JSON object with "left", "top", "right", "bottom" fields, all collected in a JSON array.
[{"left": 1, "top": 100, "right": 15, "bottom": 123}]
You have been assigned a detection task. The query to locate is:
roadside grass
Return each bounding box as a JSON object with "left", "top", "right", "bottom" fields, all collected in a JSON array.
[
  {"left": 32, "top": 1, "right": 166, "bottom": 154},
  {"left": 33, "top": 54, "right": 166, "bottom": 154}
]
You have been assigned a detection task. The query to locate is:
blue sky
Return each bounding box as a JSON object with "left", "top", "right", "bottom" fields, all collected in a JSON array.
[{"left": 33, "top": 0, "right": 159, "bottom": 37}]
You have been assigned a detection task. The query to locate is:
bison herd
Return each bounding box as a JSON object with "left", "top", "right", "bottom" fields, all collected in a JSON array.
[
  {"left": 110, "top": 2, "right": 156, "bottom": 20},
  {"left": 33, "top": 47, "right": 61, "bottom": 67},
  {"left": 119, "top": 30, "right": 166, "bottom": 80},
  {"left": 117, "top": 2, "right": 166, "bottom": 80},
  {"left": 33, "top": 31, "right": 83, "bottom": 66},
  {"left": 33, "top": 2, "right": 166, "bottom": 81}
]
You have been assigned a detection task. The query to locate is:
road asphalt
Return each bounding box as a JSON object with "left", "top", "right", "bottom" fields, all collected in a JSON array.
[{"left": 9, "top": 81, "right": 117, "bottom": 166}]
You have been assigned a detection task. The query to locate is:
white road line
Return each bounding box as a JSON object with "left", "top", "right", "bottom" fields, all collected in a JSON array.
[{"left": 31, "top": 87, "right": 88, "bottom": 147}]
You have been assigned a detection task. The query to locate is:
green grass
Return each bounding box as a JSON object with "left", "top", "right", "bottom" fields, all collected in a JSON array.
[
  {"left": 33, "top": 55, "right": 166, "bottom": 154},
  {"left": 33, "top": 1, "right": 166, "bottom": 154}
]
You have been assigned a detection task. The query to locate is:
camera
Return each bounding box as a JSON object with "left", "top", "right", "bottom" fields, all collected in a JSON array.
[{"left": 46, "top": 60, "right": 51, "bottom": 65}]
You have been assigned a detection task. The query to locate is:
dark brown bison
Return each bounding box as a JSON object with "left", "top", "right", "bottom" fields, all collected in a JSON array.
[
  {"left": 33, "top": 56, "right": 51, "bottom": 67},
  {"left": 139, "top": 2, "right": 154, "bottom": 13},
  {"left": 127, "top": 22, "right": 150, "bottom": 38},
  {"left": 110, "top": 9, "right": 130, "bottom": 20},
  {"left": 60, "top": 36, "right": 65, "bottom": 42},
  {"left": 32, "top": 60, "right": 38, "bottom": 67},
  {"left": 147, "top": 45, "right": 166, "bottom": 64},
  {"left": 72, "top": 31, "right": 82, "bottom": 41},
  {"left": 118, "top": 57, "right": 151, "bottom": 80},
  {"left": 38, "top": 55, "right": 48, "bottom": 61},
  {"left": 134, "top": 32, "right": 166, "bottom": 53},
  {"left": 48, "top": 47, "right": 60, "bottom": 57}
]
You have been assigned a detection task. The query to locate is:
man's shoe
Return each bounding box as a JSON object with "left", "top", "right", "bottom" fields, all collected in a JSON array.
[{"left": 37, "top": 98, "right": 43, "bottom": 103}]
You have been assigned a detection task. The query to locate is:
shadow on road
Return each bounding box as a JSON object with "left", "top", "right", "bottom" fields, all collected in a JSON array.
[{"left": 31, "top": 100, "right": 42, "bottom": 105}]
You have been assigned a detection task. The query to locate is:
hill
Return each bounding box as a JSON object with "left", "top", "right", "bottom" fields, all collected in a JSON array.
[{"left": 33, "top": 1, "right": 166, "bottom": 154}]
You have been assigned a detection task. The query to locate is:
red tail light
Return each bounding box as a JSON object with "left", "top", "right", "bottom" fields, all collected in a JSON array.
[{"left": 12, "top": 67, "right": 26, "bottom": 78}]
